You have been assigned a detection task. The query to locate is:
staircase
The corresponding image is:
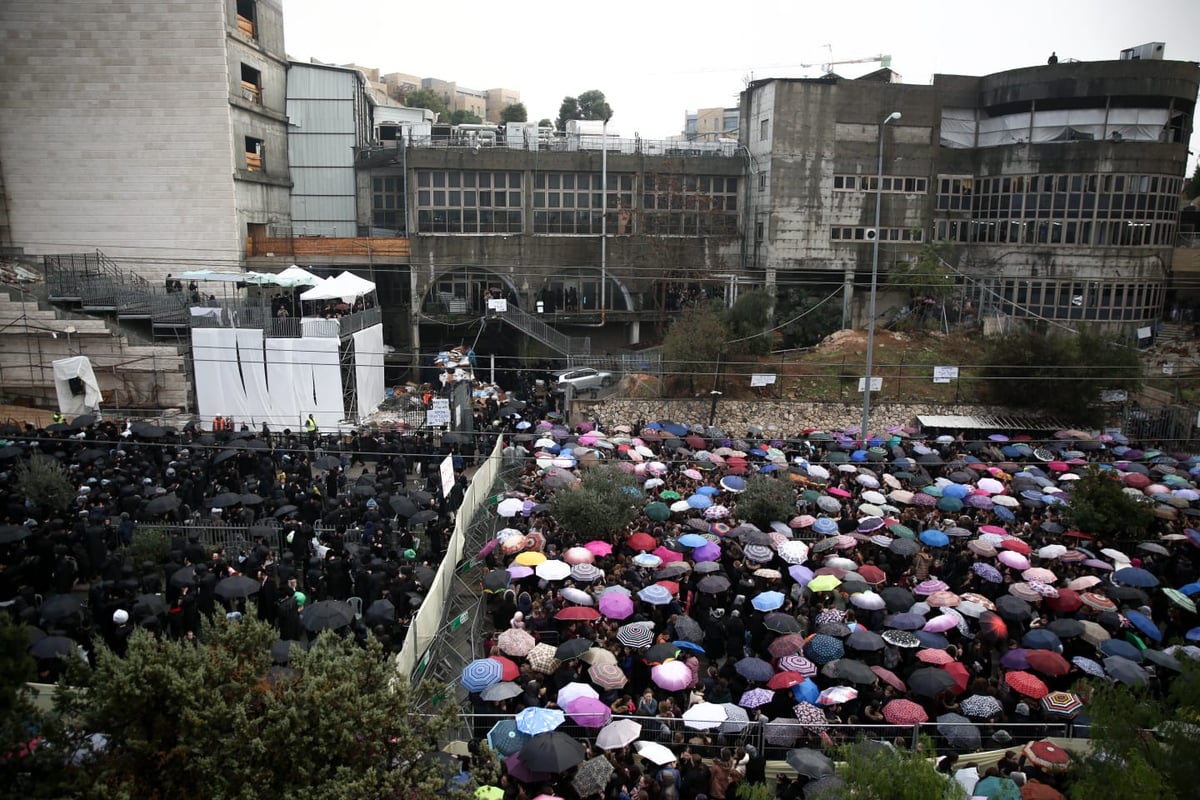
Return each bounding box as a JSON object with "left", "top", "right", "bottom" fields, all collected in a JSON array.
[
  {"left": 492, "top": 303, "right": 590, "bottom": 356},
  {"left": 1155, "top": 320, "right": 1194, "bottom": 345},
  {"left": 44, "top": 251, "right": 190, "bottom": 337}
]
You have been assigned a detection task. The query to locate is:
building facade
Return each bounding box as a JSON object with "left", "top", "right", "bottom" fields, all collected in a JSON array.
[
  {"left": 684, "top": 107, "right": 740, "bottom": 141},
  {"left": 0, "top": 0, "right": 292, "bottom": 281},
  {"left": 741, "top": 59, "right": 1199, "bottom": 331}
]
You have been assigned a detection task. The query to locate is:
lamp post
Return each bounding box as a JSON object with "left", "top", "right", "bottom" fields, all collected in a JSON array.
[{"left": 860, "top": 111, "right": 901, "bottom": 443}]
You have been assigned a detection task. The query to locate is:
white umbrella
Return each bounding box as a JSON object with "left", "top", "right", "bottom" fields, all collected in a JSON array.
[
  {"left": 597, "top": 719, "right": 641, "bottom": 750},
  {"left": 536, "top": 560, "right": 572, "bottom": 581},
  {"left": 558, "top": 682, "right": 599, "bottom": 707},
  {"left": 497, "top": 498, "right": 525, "bottom": 517},
  {"left": 561, "top": 587, "right": 594, "bottom": 606},
  {"left": 635, "top": 741, "right": 678, "bottom": 765},
  {"left": 777, "top": 541, "right": 810, "bottom": 565},
  {"left": 682, "top": 702, "right": 728, "bottom": 730}
]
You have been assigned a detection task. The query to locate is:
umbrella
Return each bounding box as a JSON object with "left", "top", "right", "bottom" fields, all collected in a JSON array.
[
  {"left": 1113, "top": 567, "right": 1159, "bottom": 587},
  {"left": 581, "top": 647, "right": 617, "bottom": 665},
  {"left": 488, "top": 720, "right": 530, "bottom": 756},
  {"left": 846, "top": 629, "right": 886, "bottom": 652},
  {"left": 718, "top": 703, "right": 749, "bottom": 735},
  {"left": 651, "top": 661, "right": 693, "bottom": 691},
  {"left": 462, "top": 658, "right": 505, "bottom": 692},
  {"left": 697, "top": 574, "right": 732, "bottom": 594},
  {"left": 673, "top": 615, "right": 704, "bottom": 643},
  {"left": 786, "top": 748, "right": 834, "bottom": 779},
  {"left": 526, "top": 643, "right": 560, "bottom": 674},
  {"left": 739, "top": 687, "right": 775, "bottom": 708},
  {"left": 556, "top": 638, "right": 593, "bottom": 661},
  {"left": 617, "top": 622, "right": 655, "bottom": 649},
  {"left": 1004, "top": 670, "right": 1049, "bottom": 699},
  {"left": 588, "top": 663, "right": 628, "bottom": 690},
  {"left": 644, "top": 642, "right": 680, "bottom": 665},
  {"left": 960, "top": 694, "right": 1003, "bottom": 719},
  {"left": 482, "top": 681, "right": 523, "bottom": 702},
  {"left": 1104, "top": 656, "right": 1150, "bottom": 685},
  {"left": 497, "top": 628, "right": 536, "bottom": 657},
  {"left": 817, "top": 685, "right": 858, "bottom": 706},
  {"left": 30, "top": 635, "right": 77, "bottom": 660},
  {"left": 557, "top": 682, "right": 600, "bottom": 708},
  {"left": 883, "top": 699, "right": 928, "bottom": 725},
  {"left": 596, "top": 719, "right": 641, "bottom": 750},
  {"left": 638, "top": 585, "right": 673, "bottom": 605},
  {"left": 937, "top": 712, "right": 981, "bottom": 750},
  {"left": 765, "top": 613, "right": 805, "bottom": 634},
  {"left": 1041, "top": 691, "right": 1084, "bottom": 718},
  {"left": 566, "top": 697, "right": 612, "bottom": 728},
  {"left": 907, "top": 667, "right": 958, "bottom": 697},
  {"left": 751, "top": 590, "right": 785, "bottom": 611},
  {"left": 827, "top": 658, "right": 877, "bottom": 685},
  {"left": 1026, "top": 650, "right": 1071, "bottom": 677},
  {"left": 768, "top": 633, "right": 807, "bottom": 658},
  {"left": 515, "top": 707, "right": 566, "bottom": 735},
  {"left": 39, "top": 594, "right": 83, "bottom": 624},
  {"left": 792, "top": 702, "right": 828, "bottom": 732},
  {"left": 682, "top": 702, "right": 728, "bottom": 730},
  {"left": 212, "top": 572, "right": 263, "bottom": 602},
  {"left": 145, "top": 493, "right": 182, "bottom": 514},
  {"left": 1022, "top": 740, "right": 1071, "bottom": 771},
  {"left": 975, "top": 776, "right": 1021, "bottom": 799},
  {"left": 735, "top": 657, "right": 775, "bottom": 682},
  {"left": 635, "top": 741, "right": 677, "bottom": 766},
  {"left": 572, "top": 755, "right": 615, "bottom": 798},
  {"left": 519, "top": 731, "right": 586, "bottom": 773}
]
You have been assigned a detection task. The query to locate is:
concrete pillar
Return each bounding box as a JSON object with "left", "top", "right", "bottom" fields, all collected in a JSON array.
[
  {"left": 628, "top": 320, "right": 640, "bottom": 346},
  {"left": 842, "top": 267, "right": 856, "bottom": 329}
]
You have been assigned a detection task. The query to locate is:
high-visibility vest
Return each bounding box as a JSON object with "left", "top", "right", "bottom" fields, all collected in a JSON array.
[
  {"left": 305, "top": 417, "right": 317, "bottom": 433},
  {"left": 52, "top": 413, "right": 64, "bottom": 424}
]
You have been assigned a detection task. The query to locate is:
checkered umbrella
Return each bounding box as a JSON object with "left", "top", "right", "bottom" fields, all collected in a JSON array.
[
  {"left": 526, "top": 643, "right": 561, "bottom": 674},
  {"left": 959, "top": 694, "right": 1003, "bottom": 719},
  {"left": 882, "top": 699, "right": 928, "bottom": 725},
  {"left": 1040, "top": 691, "right": 1084, "bottom": 718},
  {"left": 768, "top": 633, "right": 807, "bottom": 659},
  {"left": 617, "top": 622, "right": 655, "bottom": 649},
  {"left": 792, "top": 702, "right": 828, "bottom": 732}
]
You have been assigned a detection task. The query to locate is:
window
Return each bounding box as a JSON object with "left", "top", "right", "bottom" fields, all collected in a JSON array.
[
  {"left": 372, "top": 175, "right": 406, "bottom": 231},
  {"left": 244, "top": 137, "right": 263, "bottom": 172},
  {"left": 840, "top": 175, "right": 927, "bottom": 194},
  {"left": 416, "top": 170, "right": 522, "bottom": 233},
  {"left": 755, "top": 221, "right": 764, "bottom": 241},
  {"left": 533, "top": 172, "right": 633, "bottom": 234},
  {"left": 759, "top": 118, "right": 769, "bottom": 141},
  {"left": 236, "top": 0, "right": 257, "bottom": 38},
  {"left": 831, "top": 226, "right": 923, "bottom": 243},
  {"left": 240, "top": 64, "right": 261, "bottom": 104},
  {"left": 642, "top": 174, "right": 738, "bottom": 236},
  {"left": 759, "top": 172, "right": 767, "bottom": 192}
]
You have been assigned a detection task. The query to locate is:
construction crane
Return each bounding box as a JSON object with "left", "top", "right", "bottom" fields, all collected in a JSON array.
[{"left": 799, "top": 49, "right": 892, "bottom": 75}]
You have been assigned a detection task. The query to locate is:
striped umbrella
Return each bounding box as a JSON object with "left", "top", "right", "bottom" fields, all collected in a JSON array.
[
  {"left": 778, "top": 654, "right": 818, "bottom": 677},
  {"left": 1040, "top": 691, "right": 1084, "bottom": 718},
  {"left": 617, "top": 622, "right": 655, "bottom": 648},
  {"left": 462, "top": 658, "right": 504, "bottom": 692},
  {"left": 588, "top": 663, "right": 628, "bottom": 690}
]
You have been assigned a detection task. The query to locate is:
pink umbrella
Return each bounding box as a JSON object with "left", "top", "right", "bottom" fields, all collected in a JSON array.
[
  {"left": 598, "top": 593, "right": 635, "bottom": 620},
  {"left": 507, "top": 565, "right": 534, "bottom": 579},
  {"left": 652, "top": 546, "right": 684, "bottom": 563},
  {"left": 1022, "top": 567, "right": 1057, "bottom": 584},
  {"left": 651, "top": 660, "right": 694, "bottom": 691},
  {"left": 584, "top": 540, "right": 613, "bottom": 557},
  {"left": 563, "top": 547, "right": 595, "bottom": 565},
  {"left": 558, "top": 682, "right": 599, "bottom": 707},
  {"left": 566, "top": 696, "right": 612, "bottom": 728},
  {"left": 924, "top": 615, "right": 959, "bottom": 633},
  {"left": 913, "top": 579, "right": 949, "bottom": 596},
  {"left": 998, "top": 551, "right": 1031, "bottom": 571}
]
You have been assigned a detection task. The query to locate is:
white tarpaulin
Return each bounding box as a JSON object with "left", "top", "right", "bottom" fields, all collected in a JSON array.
[
  {"left": 300, "top": 271, "right": 376, "bottom": 302},
  {"left": 52, "top": 356, "right": 102, "bottom": 416},
  {"left": 192, "top": 328, "right": 344, "bottom": 429},
  {"left": 300, "top": 318, "right": 341, "bottom": 338},
  {"left": 352, "top": 324, "right": 386, "bottom": 420},
  {"left": 939, "top": 108, "right": 977, "bottom": 148}
]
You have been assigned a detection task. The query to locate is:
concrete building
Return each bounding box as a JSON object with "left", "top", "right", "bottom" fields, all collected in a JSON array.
[
  {"left": 741, "top": 57, "right": 1199, "bottom": 332},
  {"left": 0, "top": 0, "right": 292, "bottom": 282}
]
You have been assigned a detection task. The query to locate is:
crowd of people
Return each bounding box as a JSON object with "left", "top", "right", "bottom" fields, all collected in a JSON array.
[{"left": 460, "top": 418, "right": 1199, "bottom": 800}]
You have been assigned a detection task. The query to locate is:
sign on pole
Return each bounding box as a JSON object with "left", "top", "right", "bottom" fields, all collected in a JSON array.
[
  {"left": 750, "top": 373, "right": 777, "bottom": 387},
  {"left": 932, "top": 366, "right": 959, "bottom": 384},
  {"left": 440, "top": 454, "right": 456, "bottom": 498},
  {"left": 487, "top": 298, "right": 509, "bottom": 313},
  {"left": 857, "top": 377, "right": 883, "bottom": 393},
  {"left": 426, "top": 398, "right": 451, "bottom": 426}
]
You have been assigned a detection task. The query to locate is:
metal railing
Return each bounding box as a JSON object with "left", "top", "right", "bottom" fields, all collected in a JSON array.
[
  {"left": 364, "top": 136, "right": 740, "bottom": 158},
  {"left": 492, "top": 304, "right": 590, "bottom": 356},
  {"left": 190, "top": 304, "right": 381, "bottom": 338}
]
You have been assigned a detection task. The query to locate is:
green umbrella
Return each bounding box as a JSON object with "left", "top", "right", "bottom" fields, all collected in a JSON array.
[
  {"left": 645, "top": 502, "right": 670, "bottom": 522},
  {"left": 889, "top": 524, "right": 915, "bottom": 540},
  {"left": 660, "top": 490, "right": 682, "bottom": 501}
]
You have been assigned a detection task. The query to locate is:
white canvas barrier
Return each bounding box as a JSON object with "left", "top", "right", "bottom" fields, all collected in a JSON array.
[
  {"left": 352, "top": 324, "right": 386, "bottom": 421},
  {"left": 52, "top": 356, "right": 102, "bottom": 416}
]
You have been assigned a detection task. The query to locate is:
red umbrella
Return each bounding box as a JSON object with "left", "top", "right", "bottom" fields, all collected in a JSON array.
[
  {"left": 870, "top": 666, "right": 906, "bottom": 692},
  {"left": 652, "top": 546, "right": 684, "bottom": 563},
  {"left": 628, "top": 532, "right": 656, "bottom": 552},
  {"left": 1022, "top": 740, "right": 1071, "bottom": 771},
  {"left": 1004, "top": 670, "right": 1049, "bottom": 699},
  {"left": 768, "top": 634, "right": 807, "bottom": 659},
  {"left": 1025, "top": 650, "right": 1070, "bottom": 677},
  {"left": 556, "top": 607, "right": 601, "bottom": 621},
  {"left": 882, "top": 699, "right": 928, "bottom": 725},
  {"left": 916, "top": 649, "right": 954, "bottom": 665},
  {"left": 655, "top": 580, "right": 680, "bottom": 596},
  {"left": 978, "top": 611, "right": 1008, "bottom": 644},
  {"left": 1001, "top": 538, "right": 1032, "bottom": 555},
  {"left": 942, "top": 661, "right": 970, "bottom": 694},
  {"left": 858, "top": 565, "right": 887, "bottom": 585},
  {"left": 1045, "top": 588, "right": 1082, "bottom": 613},
  {"left": 767, "top": 671, "right": 804, "bottom": 690},
  {"left": 491, "top": 656, "right": 521, "bottom": 681}
]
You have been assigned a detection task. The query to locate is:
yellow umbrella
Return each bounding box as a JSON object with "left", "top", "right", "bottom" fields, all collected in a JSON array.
[
  {"left": 807, "top": 575, "right": 842, "bottom": 593},
  {"left": 476, "top": 786, "right": 504, "bottom": 800},
  {"left": 515, "top": 551, "right": 547, "bottom": 567}
]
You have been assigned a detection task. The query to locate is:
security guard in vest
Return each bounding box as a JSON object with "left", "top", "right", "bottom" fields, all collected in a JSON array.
[
  {"left": 305, "top": 414, "right": 318, "bottom": 448},
  {"left": 52, "top": 411, "right": 65, "bottom": 425}
]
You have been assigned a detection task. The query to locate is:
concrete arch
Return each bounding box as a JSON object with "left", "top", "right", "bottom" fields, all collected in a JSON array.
[
  {"left": 421, "top": 266, "right": 522, "bottom": 314},
  {"left": 534, "top": 267, "right": 634, "bottom": 313}
]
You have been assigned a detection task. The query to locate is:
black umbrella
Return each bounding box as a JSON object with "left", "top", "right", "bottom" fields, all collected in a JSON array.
[
  {"left": 211, "top": 492, "right": 243, "bottom": 508},
  {"left": 31, "top": 635, "right": 77, "bottom": 660},
  {"left": 170, "top": 566, "right": 198, "bottom": 588},
  {"left": 68, "top": 414, "right": 97, "bottom": 430},
  {"left": 273, "top": 505, "right": 299, "bottom": 519},
  {"left": 213, "top": 449, "right": 239, "bottom": 465},
  {"left": 880, "top": 587, "right": 915, "bottom": 613},
  {"left": 133, "top": 593, "right": 168, "bottom": 617},
  {"left": 645, "top": 642, "right": 681, "bottom": 665},
  {"left": 300, "top": 600, "right": 354, "bottom": 632},
  {"left": 0, "top": 445, "right": 24, "bottom": 460},
  {"left": 39, "top": 594, "right": 82, "bottom": 624},
  {"left": 45, "top": 423, "right": 71, "bottom": 433},
  {"left": 555, "top": 638, "right": 593, "bottom": 661},
  {"left": 249, "top": 524, "right": 280, "bottom": 540},
  {"left": 764, "top": 614, "right": 804, "bottom": 634},
  {"left": 240, "top": 493, "right": 264, "bottom": 506},
  {"left": 144, "top": 493, "right": 181, "bottom": 514},
  {"left": 214, "top": 575, "right": 260, "bottom": 600},
  {"left": 409, "top": 490, "right": 434, "bottom": 506},
  {"left": 572, "top": 754, "right": 616, "bottom": 798},
  {"left": 697, "top": 575, "right": 732, "bottom": 594},
  {"left": 936, "top": 712, "right": 980, "bottom": 751},
  {"left": 995, "top": 595, "right": 1034, "bottom": 622},
  {"left": 786, "top": 747, "right": 834, "bottom": 779},
  {"left": 483, "top": 571, "right": 510, "bottom": 593},
  {"left": 77, "top": 448, "right": 108, "bottom": 464},
  {"left": 889, "top": 539, "right": 920, "bottom": 557},
  {"left": 390, "top": 496, "right": 419, "bottom": 517},
  {"left": 0, "top": 524, "right": 33, "bottom": 544},
  {"left": 410, "top": 510, "right": 439, "bottom": 526},
  {"left": 673, "top": 615, "right": 704, "bottom": 644},
  {"left": 907, "top": 667, "right": 958, "bottom": 698},
  {"left": 1048, "top": 618, "right": 1084, "bottom": 639},
  {"left": 131, "top": 423, "right": 167, "bottom": 438},
  {"left": 364, "top": 598, "right": 396, "bottom": 624},
  {"left": 826, "top": 658, "right": 877, "bottom": 685},
  {"left": 846, "top": 629, "right": 886, "bottom": 652},
  {"left": 518, "top": 731, "right": 586, "bottom": 773}
]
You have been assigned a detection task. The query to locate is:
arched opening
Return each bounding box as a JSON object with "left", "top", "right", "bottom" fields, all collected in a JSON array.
[
  {"left": 535, "top": 268, "right": 632, "bottom": 313},
  {"left": 423, "top": 267, "right": 521, "bottom": 315}
]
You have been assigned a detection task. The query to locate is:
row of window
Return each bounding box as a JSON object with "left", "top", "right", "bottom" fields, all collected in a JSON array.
[
  {"left": 831, "top": 227, "right": 924, "bottom": 242},
  {"left": 934, "top": 219, "right": 1176, "bottom": 247},
  {"left": 983, "top": 278, "right": 1163, "bottom": 322},
  {"left": 833, "top": 175, "right": 930, "bottom": 193},
  {"left": 937, "top": 173, "right": 1184, "bottom": 220}
]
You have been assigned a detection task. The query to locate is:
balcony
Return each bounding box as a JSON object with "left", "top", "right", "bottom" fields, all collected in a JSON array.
[
  {"left": 190, "top": 303, "right": 381, "bottom": 338},
  {"left": 245, "top": 235, "right": 410, "bottom": 259}
]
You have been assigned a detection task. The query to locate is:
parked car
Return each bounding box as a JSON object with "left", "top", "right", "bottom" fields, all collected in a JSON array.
[{"left": 553, "top": 367, "right": 614, "bottom": 392}]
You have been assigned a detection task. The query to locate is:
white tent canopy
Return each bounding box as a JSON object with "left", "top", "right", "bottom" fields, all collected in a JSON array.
[
  {"left": 275, "top": 264, "right": 323, "bottom": 286},
  {"left": 178, "top": 268, "right": 322, "bottom": 289},
  {"left": 300, "top": 271, "right": 376, "bottom": 303}
]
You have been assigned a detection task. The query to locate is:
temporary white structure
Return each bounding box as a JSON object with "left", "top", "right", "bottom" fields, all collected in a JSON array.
[
  {"left": 52, "top": 356, "right": 102, "bottom": 415},
  {"left": 299, "top": 271, "right": 376, "bottom": 303}
]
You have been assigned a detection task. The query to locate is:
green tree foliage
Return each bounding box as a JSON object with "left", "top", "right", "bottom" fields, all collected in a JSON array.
[
  {"left": 44, "top": 616, "right": 480, "bottom": 800},
  {"left": 734, "top": 476, "right": 796, "bottom": 529},
  {"left": 16, "top": 454, "right": 73, "bottom": 515},
  {"left": 978, "top": 331, "right": 1142, "bottom": 427},
  {"left": 662, "top": 303, "right": 728, "bottom": 394},
  {"left": 499, "top": 103, "right": 528, "bottom": 123},
  {"left": 549, "top": 464, "right": 639, "bottom": 538},
  {"left": 448, "top": 109, "right": 483, "bottom": 125},
  {"left": 774, "top": 288, "right": 843, "bottom": 349},
  {"left": 1060, "top": 467, "right": 1155, "bottom": 541},
  {"left": 813, "top": 737, "right": 966, "bottom": 800},
  {"left": 1069, "top": 657, "right": 1200, "bottom": 800},
  {"left": 556, "top": 90, "right": 612, "bottom": 130},
  {"left": 404, "top": 88, "right": 448, "bottom": 119},
  {"left": 887, "top": 241, "right": 956, "bottom": 301},
  {"left": 537, "top": 118, "right": 553, "bottom": 128},
  {"left": 725, "top": 289, "right": 774, "bottom": 356}
]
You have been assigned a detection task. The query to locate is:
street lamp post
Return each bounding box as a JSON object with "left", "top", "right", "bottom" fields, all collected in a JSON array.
[{"left": 860, "top": 111, "right": 901, "bottom": 443}]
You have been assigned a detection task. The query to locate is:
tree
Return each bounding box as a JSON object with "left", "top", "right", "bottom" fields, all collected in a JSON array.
[
  {"left": 811, "top": 737, "right": 966, "bottom": 800},
  {"left": 734, "top": 476, "right": 795, "bottom": 529},
  {"left": 16, "top": 454, "right": 73, "bottom": 516},
  {"left": 448, "top": 109, "right": 482, "bottom": 125},
  {"left": 404, "top": 88, "right": 448, "bottom": 119},
  {"left": 725, "top": 289, "right": 774, "bottom": 357},
  {"left": 549, "top": 464, "right": 639, "bottom": 538},
  {"left": 556, "top": 90, "right": 612, "bottom": 130},
  {"left": 978, "top": 331, "right": 1142, "bottom": 428},
  {"left": 662, "top": 303, "right": 728, "bottom": 394},
  {"left": 886, "top": 241, "right": 957, "bottom": 330},
  {"left": 499, "top": 103, "right": 527, "bottom": 123},
  {"left": 45, "top": 616, "right": 483, "bottom": 800},
  {"left": 1060, "top": 467, "right": 1156, "bottom": 541},
  {"left": 536, "top": 118, "right": 552, "bottom": 129},
  {"left": 775, "top": 288, "right": 844, "bottom": 349}
]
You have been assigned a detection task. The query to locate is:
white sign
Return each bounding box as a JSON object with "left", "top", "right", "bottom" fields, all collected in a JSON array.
[
  {"left": 1100, "top": 390, "right": 1128, "bottom": 403},
  {"left": 857, "top": 377, "right": 883, "bottom": 392},
  {"left": 487, "top": 298, "right": 508, "bottom": 312},
  {"left": 750, "top": 373, "right": 777, "bottom": 387},
  {"left": 426, "top": 398, "right": 451, "bottom": 426},
  {"left": 1161, "top": 362, "right": 1175, "bottom": 375},
  {"left": 440, "top": 454, "right": 456, "bottom": 499},
  {"left": 1136, "top": 326, "right": 1153, "bottom": 340},
  {"left": 932, "top": 366, "right": 959, "bottom": 384}
]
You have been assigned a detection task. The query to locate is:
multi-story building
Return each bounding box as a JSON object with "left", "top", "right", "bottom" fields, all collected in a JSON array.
[
  {"left": 0, "top": 0, "right": 292, "bottom": 281},
  {"left": 685, "top": 108, "right": 740, "bottom": 142},
  {"left": 741, "top": 56, "right": 1199, "bottom": 331}
]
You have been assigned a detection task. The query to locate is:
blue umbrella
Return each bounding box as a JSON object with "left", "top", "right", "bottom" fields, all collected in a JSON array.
[
  {"left": 884, "top": 612, "right": 926, "bottom": 631},
  {"left": 673, "top": 640, "right": 706, "bottom": 654},
  {"left": 1113, "top": 567, "right": 1159, "bottom": 588},
  {"left": 1123, "top": 610, "right": 1163, "bottom": 642},
  {"left": 942, "top": 483, "right": 971, "bottom": 499},
  {"left": 792, "top": 678, "right": 820, "bottom": 705},
  {"left": 1185, "top": 626, "right": 1200, "bottom": 642},
  {"left": 1022, "top": 629, "right": 1062, "bottom": 651},
  {"left": 687, "top": 493, "right": 713, "bottom": 510},
  {"left": 974, "top": 775, "right": 1021, "bottom": 800},
  {"left": 804, "top": 634, "right": 844, "bottom": 665},
  {"left": 1178, "top": 581, "right": 1200, "bottom": 596},
  {"left": 462, "top": 658, "right": 504, "bottom": 692},
  {"left": 1072, "top": 656, "right": 1106, "bottom": 677},
  {"left": 661, "top": 422, "right": 689, "bottom": 437},
  {"left": 914, "top": 631, "right": 949, "bottom": 650},
  {"left": 638, "top": 585, "right": 673, "bottom": 605},
  {"left": 1099, "top": 639, "right": 1143, "bottom": 662},
  {"left": 515, "top": 706, "right": 566, "bottom": 735},
  {"left": 735, "top": 657, "right": 775, "bottom": 682},
  {"left": 488, "top": 719, "right": 531, "bottom": 756},
  {"left": 720, "top": 476, "right": 746, "bottom": 492},
  {"left": 813, "top": 518, "right": 838, "bottom": 535},
  {"left": 752, "top": 591, "right": 786, "bottom": 611},
  {"left": 919, "top": 529, "right": 949, "bottom": 547},
  {"left": 972, "top": 562, "right": 1003, "bottom": 583},
  {"left": 678, "top": 533, "right": 708, "bottom": 548},
  {"left": 696, "top": 485, "right": 721, "bottom": 496},
  {"left": 994, "top": 506, "right": 1017, "bottom": 522}
]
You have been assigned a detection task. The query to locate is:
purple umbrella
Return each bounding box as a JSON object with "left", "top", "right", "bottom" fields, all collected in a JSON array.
[
  {"left": 566, "top": 697, "right": 613, "bottom": 728},
  {"left": 1000, "top": 648, "right": 1031, "bottom": 670},
  {"left": 598, "top": 593, "right": 634, "bottom": 620},
  {"left": 651, "top": 660, "right": 694, "bottom": 691},
  {"left": 972, "top": 563, "right": 1003, "bottom": 583},
  {"left": 738, "top": 688, "right": 776, "bottom": 708},
  {"left": 693, "top": 542, "right": 722, "bottom": 562}
]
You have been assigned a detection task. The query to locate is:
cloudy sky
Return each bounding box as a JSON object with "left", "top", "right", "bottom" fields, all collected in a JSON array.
[{"left": 283, "top": 0, "right": 1200, "bottom": 174}]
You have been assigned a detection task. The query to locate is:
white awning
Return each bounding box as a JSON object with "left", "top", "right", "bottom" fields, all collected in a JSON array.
[{"left": 299, "top": 271, "right": 376, "bottom": 302}]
